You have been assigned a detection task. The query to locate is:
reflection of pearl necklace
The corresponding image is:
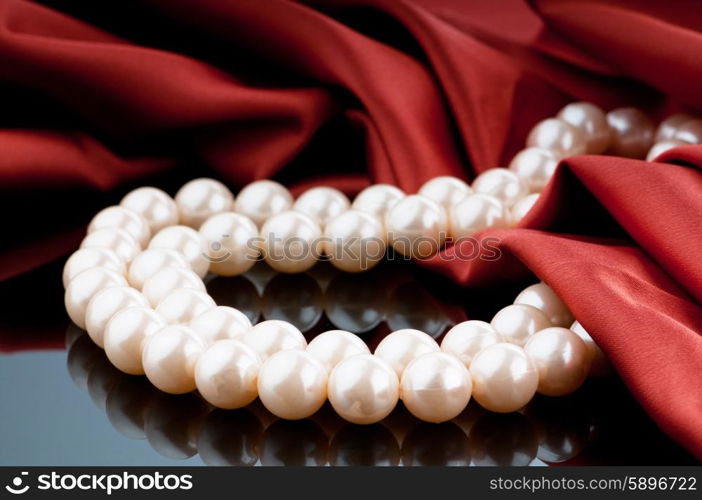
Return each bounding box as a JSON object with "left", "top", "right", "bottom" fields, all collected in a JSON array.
[{"left": 63, "top": 102, "right": 696, "bottom": 424}]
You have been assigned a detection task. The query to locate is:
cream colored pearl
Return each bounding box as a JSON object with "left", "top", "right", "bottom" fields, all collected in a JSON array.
[
  {"left": 175, "top": 178, "right": 234, "bottom": 229},
  {"left": 323, "top": 210, "right": 386, "bottom": 273},
  {"left": 306, "top": 330, "right": 370, "bottom": 372},
  {"left": 258, "top": 350, "right": 328, "bottom": 419},
  {"left": 260, "top": 210, "right": 322, "bottom": 273},
  {"left": 469, "top": 342, "right": 538, "bottom": 413},
  {"left": 80, "top": 227, "right": 141, "bottom": 263},
  {"left": 646, "top": 140, "right": 686, "bottom": 161},
  {"left": 155, "top": 288, "right": 215, "bottom": 324},
  {"left": 62, "top": 247, "right": 125, "bottom": 288},
  {"left": 673, "top": 119, "right": 702, "bottom": 144},
  {"left": 244, "top": 319, "right": 306, "bottom": 361},
  {"left": 189, "top": 306, "right": 252, "bottom": 344},
  {"left": 142, "top": 325, "right": 206, "bottom": 394},
  {"left": 524, "top": 327, "right": 590, "bottom": 396},
  {"left": 570, "top": 320, "right": 613, "bottom": 377},
  {"left": 88, "top": 206, "right": 151, "bottom": 247},
  {"left": 374, "top": 329, "right": 440, "bottom": 379},
  {"left": 508, "top": 148, "right": 559, "bottom": 192},
  {"left": 148, "top": 225, "right": 209, "bottom": 278},
  {"left": 448, "top": 194, "right": 510, "bottom": 240},
  {"left": 418, "top": 176, "right": 472, "bottom": 211},
  {"left": 385, "top": 195, "right": 447, "bottom": 258},
  {"left": 655, "top": 113, "right": 693, "bottom": 141},
  {"left": 120, "top": 186, "right": 178, "bottom": 233},
  {"left": 234, "top": 180, "right": 293, "bottom": 227},
  {"left": 65, "top": 267, "right": 127, "bottom": 329},
  {"left": 198, "top": 212, "right": 259, "bottom": 276},
  {"left": 400, "top": 352, "right": 472, "bottom": 423},
  {"left": 351, "top": 184, "right": 405, "bottom": 219},
  {"left": 491, "top": 304, "right": 552, "bottom": 346},
  {"left": 472, "top": 168, "right": 528, "bottom": 208},
  {"left": 85, "top": 286, "right": 150, "bottom": 347},
  {"left": 328, "top": 354, "right": 399, "bottom": 424},
  {"left": 511, "top": 193, "right": 540, "bottom": 224},
  {"left": 294, "top": 186, "right": 350, "bottom": 226},
  {"left": 195, "top": 339, "right": 261, "bottom": 409},
  {"left": 142, "top": 267, "right": 205, "bottom": 307},
  {"left": 440, "top": 320, "right": 502, "bottom": 368},
  {"left": 514, "top": 282, "right": 574, "bottom": 327},
  {"left": 557, "top": 102, "right": 611, "bottom": 154},
  {"left": 526, "top": 118, "right": 587, "bottom": 157},
  {"left": 127, "top": 248, "right": 189, "bottom": 289},
  {"left": 104, "top": 307, "right": 166, "bottom": 375},
  {"left": 606, "top": 107, "right": 655, "bottom": 158}
]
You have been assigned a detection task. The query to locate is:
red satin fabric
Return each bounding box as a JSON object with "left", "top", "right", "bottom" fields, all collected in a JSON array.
[{"left": 1, "top": 0, "right": 702, "bottom": 459}]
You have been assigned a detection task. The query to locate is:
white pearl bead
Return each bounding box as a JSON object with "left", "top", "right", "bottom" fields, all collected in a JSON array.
[
  {"left": 655, "top": 113, "right": 693, "bottom": 142},
  {"left": 306, "top": 330, "right": 370, "bottom": 372},
  {"left": 328, "top": 354, "right": 399, "bottom": 424},
  {"left": 234, "top": 180, "right": 293, "bottom": 227},
  {"left": 244, "top": 319, "right": 306, "bottom": 361},
  {"left": 120, "top": 186, "right": 178, "bottom": 233},
  {"left": 65, "top": 267, "right": 127, "bottom": 329},
  {"left": 491, "top": 304, "right": 552, "bottom": 346},
  {"left": 293, "top": 186, "right": 350, "bottom": 226},
  {"left": 155, "top": 288, "right": 216, "bottom": 324},
  {"left": 448, "top": 194, "right": 510, "bottom": 240},
  {"left": 418, "top": 176, "right": 472, "bottom": 211},
  {"left": 511, "top": 193, "right": 540, "bottom": 224},
  {"left": 85, "top": 286, "right": 149, "bottom": 347},
  {"left": 440, "top": 320, "right": 502, "bottom": 368},
  {"left": 351, "top": 184, "right": 405, "bottom": 219},
  {"left": 400, "top": 352, "right": 472, "bottom": 423},
  {"left": 472, "top": 168, "right": 528, "bottom": 208},
  {"left": 189, "top": 305, "right": 252, "bottom": 344},
  {"left": 646, "top": 140, "right": 686, "bottom": 161},
  {"left": 514, "top": 282, "right": 574, "bottom": 327},
  {"left": 557, "top": 102, "right": 611, "bottom": 154},
  {"left": 570, "top": 320, "right": 613, "bottom": 377},
  {"left": 508, "top": 148, "right": 559, "bottom": 192},
  {"left": 195, "top": 339, "right": 261, "bottom": 409},
  {"left": 260, "top": 210, "right": 322, "bottom": 273},
  {"left": 62, "top": 247, "right": 125, "bottom": 288},
  {"left": 198, "top": 212, "right": 259, "bottom": 276},
  {"left": 258, "top": 350, "right": 328, "bottom": 419},
  {"left": 88, "top": 206, "right": 151, "bottom": 248},
  {"left": 174, "top": 178, "right": 234, "bottom": 229},
  {"left": 526, "top": 118, "right": 587, "bottom": 157},
  {"left": 385, "top": 195, "right": 447, "bottom": 258},
  {"left": 149, "top": 225, "right": 209, "bottom": 278},
  {"left": 104, "top": 307, "right": 166, "bottom": 375},
  {"left": 524, "top": 327, "right": 590, "bottom": 396},
  {"left": 142, "top": 325, "right": 206, "bottom": 394},
  {"left": 469, "top": 342, "right": 538, "bottom": 413},
  {"left": 673, "top": 119, "right": 702, "bottom": 144},
  {"left": 606, "top": 107, "right": 654, "bottom": 158},
  {"left": 127, "top": 248, "right": 189, "bottom": 289},
  {"left": 80, "top": 227, "right": 141, "bottom": 263},
  {"left": 142, "top": 267, "right": 205, "bottom": 307},
  {"left": 374, "top": 329, "right": 440, "bottom": 379},
  {"left": 323, "top": 210, "right": 386, "bottom": 273}
]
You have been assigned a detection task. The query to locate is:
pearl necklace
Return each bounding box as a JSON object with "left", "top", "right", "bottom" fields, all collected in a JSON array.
[{"left": 63, "top": 102, "right": 698, "bottom": 424}]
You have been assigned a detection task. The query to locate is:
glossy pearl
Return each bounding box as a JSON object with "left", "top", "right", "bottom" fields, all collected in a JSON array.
[
  {"left": 511, "top": 193, "right": 540, "bottom": 224},
  {"left": 672, "top": 119, "right": 702, "bottom": 144},
  {"left": 234, "top": 180, "right": 293, "bottom": 227},
  {"left": 306, "top": 330, "right": 370, "bottom": 372},
  {"left": 508, "top": 148, "right": 559, "bottom": 192},
  {"left": 155, "top": 288, "right": 216, "bottom": 324},
  {"left": 400, "top": 352, "right": 472, "bottom": 423},
  {"left": 655, "top": 113, "right": 693, "bottom": 141},
  {"left": 62, "top": 247, "right": 125, "bottom": 288},
  {"left": 323, "top": 210, "right": 386, "bottom": 272},
  {"left": 175, "top": 178, "right": 234, "bottom": 229},
  {"left": 244, "top": 319, "right": 306, "bottom": 361},
  {"left": 385, "top": 195, "right": 447, "bottom": 258},
  {"left": 351, "top": 184, "right": 405, "bottom": 219},
  {"left": 440, "top": 320, "right": 502, "bottom": 368},
  {"left": 524, "top": 327, "right": 590, "bottom": 396},
  {"left": 120, "top": 186, "right": 178, "bottom": 233},
  {"left": 260, "top": 211, "right": 322, "bottom": 273},
  {"left": 448, "top": 194, "right": 510, "bottom": 240},
  {"left": 646, "top": 140, "right": 686, "bottom": 161},
  {"left": 557, "top": 102, "right": 611, "bottom": 154},
  {"left": 189, "top": 306, "right": 252, "bottom": 344},
  {"left": 258, "top": 350, "right": 328, "bottom": 419},
  {"left": 195, "top": 339, "right": 261, "bottom": 409},
  {"left": 469, "top": 342, "right": 538, "bottom": 413},
  {"left": 142, "top": 267, "right": 205, "bottom": 307},
  {"left": 142, "top": 325, "right": 206, "bottom": 394},
  {"left": 417, "top": 176, "right": 472, "bottom": 211},
  {"left": 374, "top": 329, "right": 440, "bottom": 379},
  {"left": 80, "top": 227, "right": 141, "bottom": 263},
  {"left": 148, "top": 225, "right": 209, "bottom": 278},
  {"left": 491, "top": 304, "right": 552, "bottom": 346},
  {"left": 514, "top": 282, "right": 573, "bottom": 327},
  {"left": 127, "top": 248, "right": 189, "bottom": 289},
  {"left": 198, "top": 212, "right": 259, "bottom": 276},
  {"left": 606, "top": 107, "right": 655, "bottom": 158},
  {"left": 570, "top": 320, "right": 613, "bottom": 377},
  {"left": 88, "top": 206, "right": 151, "bottom": 247},
  {"left": 104, "top": 307, "right": 166, "bottom": 375},
  {"left": 328, "top": 354, "right": 399, "bottom": 425},
  {"left": 526, "top": 118, "right": 587, "bottom": 157},
  {"left": 293, "top": 186, "right": 350, "bottom": 226},
  {"left": 472, "top": 168, "right": 528, "bottom": 208},
  {"left": 85, "top": 286, "right": 150, "bottom": 347},
  {"left": 65, "top": 267, "right": 127, "bottom": 329}
]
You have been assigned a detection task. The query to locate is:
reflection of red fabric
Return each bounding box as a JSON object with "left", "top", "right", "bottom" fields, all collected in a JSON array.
[{"left": 1, "top": 0, "right": 701, "bottom": 458}]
